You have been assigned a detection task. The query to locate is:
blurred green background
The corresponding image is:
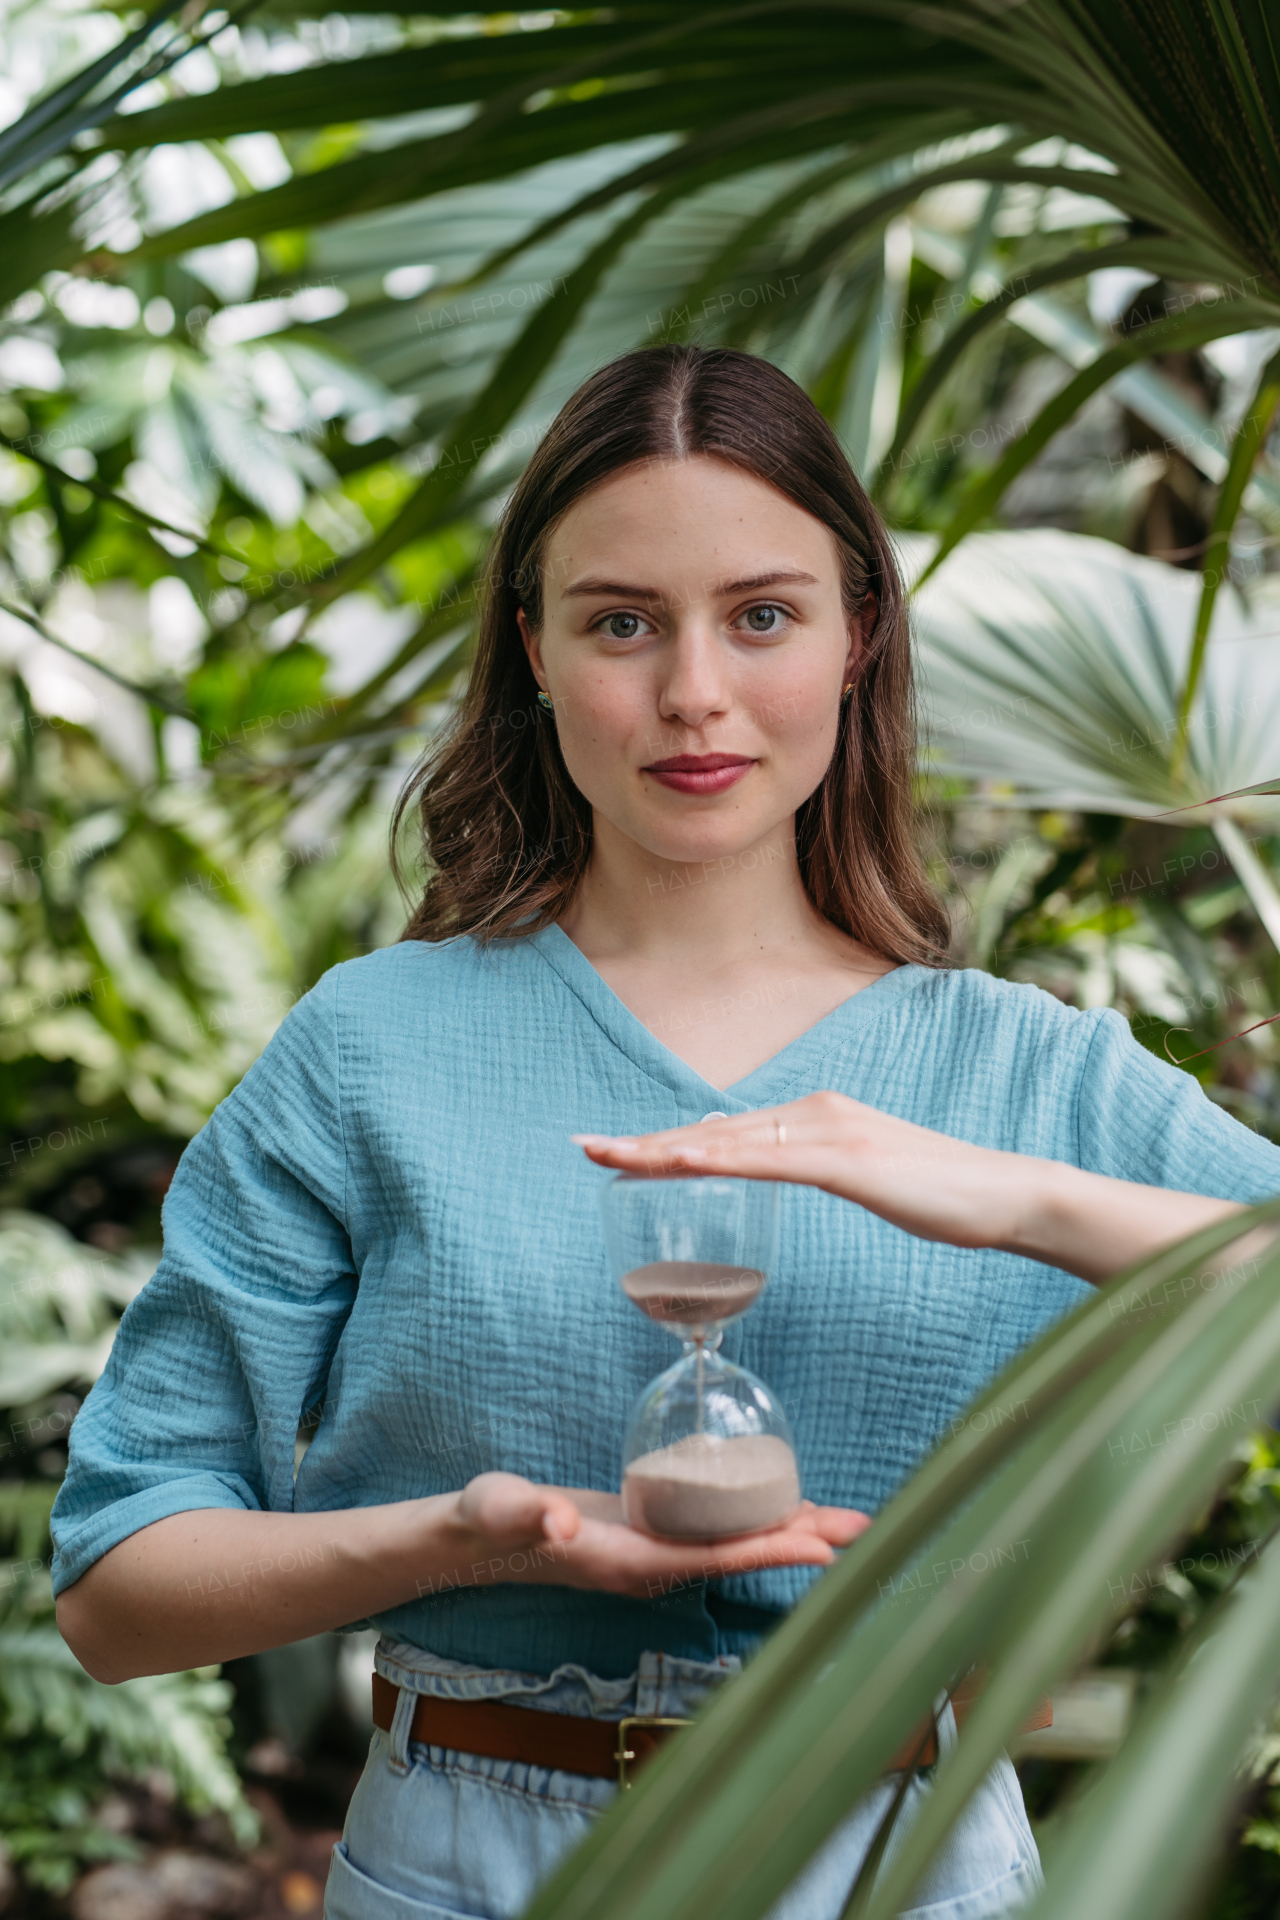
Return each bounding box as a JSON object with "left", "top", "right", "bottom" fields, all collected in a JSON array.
[{"left": 1, "top": 2, "right": 1279, "bottom": 1913}]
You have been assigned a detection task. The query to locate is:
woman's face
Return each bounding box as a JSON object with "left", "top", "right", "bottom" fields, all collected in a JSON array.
[{"left": 518, "top": 455, "right": 868, "bottom": 870}]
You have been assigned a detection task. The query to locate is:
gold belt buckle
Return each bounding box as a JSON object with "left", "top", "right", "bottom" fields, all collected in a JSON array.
[{"left": 614, "top": 1714, "right": 691, "bottom": 1789}]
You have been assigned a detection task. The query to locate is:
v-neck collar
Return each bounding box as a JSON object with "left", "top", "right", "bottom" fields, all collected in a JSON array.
[{"left": 528, "top": 921, "right": 920, "bottom": 1113}]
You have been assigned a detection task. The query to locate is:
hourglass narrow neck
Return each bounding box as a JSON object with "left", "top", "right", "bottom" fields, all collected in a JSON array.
[{"left": 680, "top": 1329, "right": 724, "bottom": 1356}]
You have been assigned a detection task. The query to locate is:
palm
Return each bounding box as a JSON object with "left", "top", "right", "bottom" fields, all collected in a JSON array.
[
  {"left": 457, "top": 1471, "right": 869, "bottom": 1600},
  {"left": 559, "top": 1505, "right": 871, "bottom": 1601}
]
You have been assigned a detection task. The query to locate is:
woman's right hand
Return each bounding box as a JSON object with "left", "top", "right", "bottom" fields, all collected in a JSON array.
[
  {"left": 59, "top": 1477, "right": 871, "bottom": 1685},
  {"left": 448, "top": 1471, "right": 870, "bottom": 1601}
]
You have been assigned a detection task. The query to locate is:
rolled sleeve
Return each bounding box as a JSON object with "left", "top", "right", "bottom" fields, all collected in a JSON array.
[
  {"left": 1075, "top": 1007, "right": 1280, "bottom": 1201},
  {"left": 51, "top": 968, "right": 356, "bottom": 1594}
]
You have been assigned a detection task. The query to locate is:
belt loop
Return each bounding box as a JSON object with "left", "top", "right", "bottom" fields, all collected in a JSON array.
[{"left": 386, "top": 1684, "right": 418, "bottom": 1775}]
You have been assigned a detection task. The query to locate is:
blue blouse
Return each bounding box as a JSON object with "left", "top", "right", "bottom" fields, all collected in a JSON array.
[{"left": 51, "top": 928, "right": 1280, "bottom": 1678}]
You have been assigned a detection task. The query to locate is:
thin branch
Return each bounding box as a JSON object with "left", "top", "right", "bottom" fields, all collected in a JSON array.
[
  {"left": 0, "top": 432, "right": 231, "bottom": 560},
  {"left": 0, "top": 596, "right": 195, "bottom": 719}
]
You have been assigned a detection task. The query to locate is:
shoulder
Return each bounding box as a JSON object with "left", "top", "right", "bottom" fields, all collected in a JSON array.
[
  {"left": 858, "top": 964, "right": 1122, "bottom": 1153},
  {"left": 325, "top": 934, "right": 485, "bottom": 992},
  {"left": 291, "top": 935, "right": 557, "bottom": 1074},
  {"left": 910, "top": 971, "right": 1280, "bottom": 1199},
  {"left": 185, "top": 939, "right": 538, "bottom": 1182},
  {"left": 305, "top": 935, "right": 515, "bottom": 1024},
  {"left": 892, "top": 963, "right": 1106, "bottom": 1059},
  {"left": 212, "top": 941, "right": 495, "bottom": 1101}
]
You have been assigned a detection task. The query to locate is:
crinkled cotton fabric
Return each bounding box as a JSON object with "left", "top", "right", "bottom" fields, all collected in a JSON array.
[
  {"left": 325, "top": 1641, "right": 1044, "bottom": 1920},
  {"left": 50, "top": 928, "right": 1280, "bottom": 1916},
  {"left": 53, "top": 925, "right": 1280, "bottom": 1675}
]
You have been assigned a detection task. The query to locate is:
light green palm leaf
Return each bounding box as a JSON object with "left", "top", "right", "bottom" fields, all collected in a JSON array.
[{"left": 908, "top": 528, "right": 1280, "bottom": 820}]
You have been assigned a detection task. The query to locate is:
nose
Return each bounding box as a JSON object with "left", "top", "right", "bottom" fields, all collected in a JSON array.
[{"left": 656, "top": 617, "right": 731, "bottom": 730}]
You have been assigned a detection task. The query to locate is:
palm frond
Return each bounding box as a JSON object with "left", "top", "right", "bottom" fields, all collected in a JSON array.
[
  {"left": 1029, "top": 1537, "right": 1280, "bottom": 1920},
  {"left": 519, "top": 1204, "right": 1280, "bottom": 1920},
  {"left": 914, "top": 296, "right": 1280, "bottom": 588},
  {"left": 908, "top": 527, "right": 1280, "bottom": 821}
]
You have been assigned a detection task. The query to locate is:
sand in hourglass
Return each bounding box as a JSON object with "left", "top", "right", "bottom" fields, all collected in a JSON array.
[
  {"left": 621, "top": 1261, "right": 766, "bottom": 1327},
  {"left": 624, "top": 1433, "right": 800, "bottom": 1538}
]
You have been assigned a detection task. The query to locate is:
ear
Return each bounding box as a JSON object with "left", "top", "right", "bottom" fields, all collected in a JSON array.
[
  {"left": 516, "top": 608, "right": 548, "bottom": 693},
  {"left": 844, "top": 591, "right": 878, "bottom": 684}
]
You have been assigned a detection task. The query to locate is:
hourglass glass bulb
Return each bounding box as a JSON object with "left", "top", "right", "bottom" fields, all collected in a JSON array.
[{"left": 620, "top": 1347, "right": 799, "bottom": 1538}]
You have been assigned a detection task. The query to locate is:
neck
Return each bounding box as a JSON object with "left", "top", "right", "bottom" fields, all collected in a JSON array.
[{"left": 558, "top": 814, "right": 822, "bottom": 968}]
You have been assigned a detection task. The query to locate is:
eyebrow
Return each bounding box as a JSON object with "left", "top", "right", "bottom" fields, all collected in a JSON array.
[{"left": 561, "top": 569, "right": 821, "bottom": 600}]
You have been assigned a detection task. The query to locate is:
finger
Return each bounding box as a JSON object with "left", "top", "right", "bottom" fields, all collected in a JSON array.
[
  {"left": 539, "top": 1491, "right": 583, "bottom": 1543},
  {"left": 807, "top": 1505, "right": 874, "bottom": 1546},
  {"left": 622, "top": 1532, "right": 835, "bottom": 1593},
  {"left": 574, "top": 1117, "right": 795, "bottom": 1179},
  {"left": 628, "top": 1521, "right": 837, "bottom": 1575},
  {"left": 616, "top": 1498, "right": 870, "bottom": 1570},
  {"left": 577, "top": 1108, "right": 792, "bottom": 1158}
]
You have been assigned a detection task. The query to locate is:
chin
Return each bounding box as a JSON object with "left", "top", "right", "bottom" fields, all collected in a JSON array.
[{"left": 633, "top": 818, "right": 792, "bottom": 871}]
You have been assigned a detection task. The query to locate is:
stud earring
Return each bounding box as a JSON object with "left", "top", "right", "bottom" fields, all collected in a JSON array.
[
  {"left": 537, "top": 691, "right": 554, "bottom": 711},
  {"left": 841, "top": 682, "right": 855, "bottom": 703}
]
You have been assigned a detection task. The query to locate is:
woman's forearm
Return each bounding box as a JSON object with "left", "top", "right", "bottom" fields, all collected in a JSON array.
[
  {"left": 57, "top": 1497, "right": 486, "bottom": 1683},
  {"left": 996, "top": 1158, "right": 1245, "bottom": 1286},
  {"left": 56, "top": 1474, "right": 867, "bottom": 1683},
  {"left": 575, "top": 1094, "right": 1263, "bottom": 1287}
]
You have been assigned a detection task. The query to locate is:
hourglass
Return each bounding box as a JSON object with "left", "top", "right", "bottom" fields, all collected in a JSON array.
[{"left": 601, "top": 1173, "right": 800, "bottom": 1539}]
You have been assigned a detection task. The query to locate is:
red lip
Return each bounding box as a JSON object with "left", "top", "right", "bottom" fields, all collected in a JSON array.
[{"left": 642, "top": 753, "right": 755, "bottom": 795}]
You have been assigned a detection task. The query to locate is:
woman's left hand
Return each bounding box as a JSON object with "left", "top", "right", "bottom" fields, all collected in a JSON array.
[
  {"left": 574, "top": 1093, "right": 1251, "bottom": 1286},
  {"left": 577, "top": 1094, "right": 1021, "bottom": 1252}
]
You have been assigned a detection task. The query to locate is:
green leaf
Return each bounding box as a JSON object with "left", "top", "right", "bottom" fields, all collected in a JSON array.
[
  {"left": 874, "top": 235, "right": 1195, "bottom": 496},
  {"left": 1173, "top": 343, "right": 1280, "bottom": 757},
  {"left": 0, "top": 0, "right": 187, "bottom": 178},
  {"left": 117, "top": 75, "right": 1009, "bottom": 265},
  {"left": 913, "top": 297, "right": 1280, "bottom": 591},
  {"left": 855, "top": 1235, "right": 1280, "bottom": 1920},
  {"left": 521, "top": 1202, "right": 1280, "bottom": 1920},
  {"left": 908, "top": 525, "right": 1280, "bottom": 821},
  {"left": 1032, "top": 1533, "right": 1280, "bottom": 1920},
  {"left": 100, "top": 23, "right": 632, "bottom": 145},
  {"left": 306, "top": 185, "right": 688, "bottom": 607},
  {"left": 0, "top": 199, "right": 79, "bottom": 312},
  {"left": 0, "top": 598, "right": 194, "bottom": 721},
  {"left": 0, "top": 430, "right": 229, "bottom": 558}
]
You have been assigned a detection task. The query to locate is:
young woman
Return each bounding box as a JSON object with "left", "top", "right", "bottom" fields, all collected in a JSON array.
[{"left": 53, "top": 346, "right": 1280, "bottom": 1920}]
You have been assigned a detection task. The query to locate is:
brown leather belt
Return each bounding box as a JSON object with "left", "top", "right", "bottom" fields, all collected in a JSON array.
[{"left": 372, "top": 1670, "right": 1051, "bottom": 1788}]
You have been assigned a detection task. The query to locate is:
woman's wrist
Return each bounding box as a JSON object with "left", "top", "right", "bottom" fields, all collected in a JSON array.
[
  {"left": 361, "top": 1490, "right": 555, "bottom": 1608},
  {"left": 995, "top": 1154, "right": 1246, "bottom": 1285},
  {"left": 995, "top": 1155, "right": 1085, "bottom": 1269},
  {"left": 402, "top": 1490, "right": 554, "bottom": 1599}
]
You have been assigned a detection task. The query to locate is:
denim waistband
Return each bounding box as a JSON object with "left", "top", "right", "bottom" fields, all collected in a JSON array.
[{"left": 374, "top": 1637, "right": 742, "bottom": 1721}]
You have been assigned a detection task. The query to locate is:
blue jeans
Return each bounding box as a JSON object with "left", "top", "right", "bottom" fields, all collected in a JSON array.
[{"left": 325, "top": 1640, "right": 1044, "bottom": 1920}]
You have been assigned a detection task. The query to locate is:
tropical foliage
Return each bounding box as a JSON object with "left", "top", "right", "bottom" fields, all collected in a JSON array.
[
  {"left": 1, "top": 0, "right": 1279, "bottom": 797},
  {"left": 523, "top": 1202, "right": 1280, "bottom": 1920},
  {"left": 2, "top": 0, "right": 1280, "bottom": 1911},
  {"left": 0, "top": 1211, "right": 255, "bottom": 1895}
]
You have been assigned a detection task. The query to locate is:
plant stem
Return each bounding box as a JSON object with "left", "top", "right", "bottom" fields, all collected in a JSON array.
[
  {"left": 1213, "top": 816, "right": 1280, "bottom": 954},
  {"left": 1171, "top": 348, "right": 1280, "bottom": 778}
]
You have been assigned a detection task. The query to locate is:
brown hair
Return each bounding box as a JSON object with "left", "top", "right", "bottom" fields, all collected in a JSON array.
[{"left": 395, "top": 345, "right": 948, "bottom": 965}]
